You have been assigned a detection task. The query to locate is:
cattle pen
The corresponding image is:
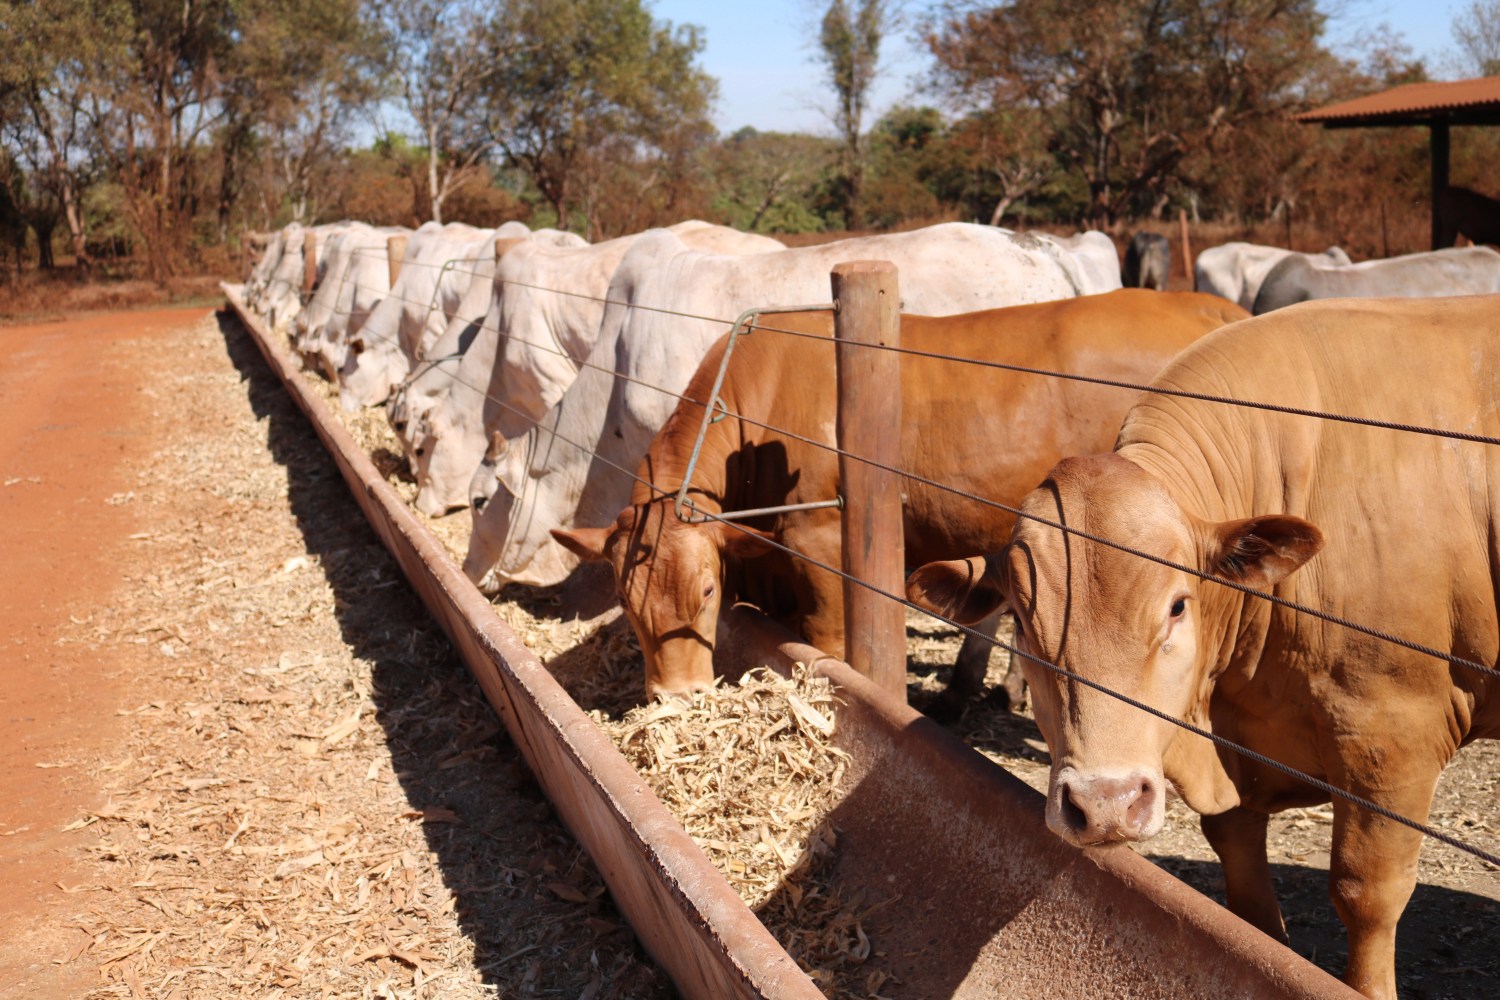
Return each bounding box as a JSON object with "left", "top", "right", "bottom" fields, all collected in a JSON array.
[{"left": 222, "top": 255, "right": 1415, "bottom": 998}]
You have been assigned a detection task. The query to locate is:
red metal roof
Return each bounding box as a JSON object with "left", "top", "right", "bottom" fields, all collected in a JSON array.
[{"left": 1296, "top": 76, "right": 1500, "bottom": 125}]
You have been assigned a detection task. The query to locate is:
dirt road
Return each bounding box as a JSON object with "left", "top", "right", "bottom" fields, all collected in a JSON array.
[{"left": 0, "top": 309, "right": 191, "bottom": 997}]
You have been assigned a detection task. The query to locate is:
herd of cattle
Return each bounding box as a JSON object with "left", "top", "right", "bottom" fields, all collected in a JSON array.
[{"left": 241, "top": 216, "right": 1500, "bottom": 999}]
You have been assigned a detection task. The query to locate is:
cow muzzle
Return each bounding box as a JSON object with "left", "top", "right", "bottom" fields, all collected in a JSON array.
[{"left": 1047, "top": 765, "right": 1164, "bottom": 846}]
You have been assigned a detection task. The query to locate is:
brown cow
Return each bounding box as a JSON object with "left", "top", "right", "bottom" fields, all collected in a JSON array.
[
  {"left": 551, "top": 289, "right": 1247, "bottom": 713},
  {"left": 905, "top": 295, "right": 1500, "bottom": 999}
]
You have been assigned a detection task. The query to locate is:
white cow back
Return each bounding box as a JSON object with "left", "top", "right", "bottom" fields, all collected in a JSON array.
[
  {"left": 465, "top": 222, "right": 1089, "bottom": 590},
  {"left": 1194, "top": 242, "right": 1351, "bottom": 311},
  {"left": 337, "top": 221, "right": 501, "bottom": 409},
  {"left": 400, "top": 222, "right": 779, "bottom": 516}
]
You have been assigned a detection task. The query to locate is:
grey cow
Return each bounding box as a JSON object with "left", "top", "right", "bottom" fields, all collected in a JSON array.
[
  {"left": 1252, "top": 245, "right": 1500, "bottom": 314},
  {"left": 1123, "top": 232, "right": 1170, "bottom": 290}
]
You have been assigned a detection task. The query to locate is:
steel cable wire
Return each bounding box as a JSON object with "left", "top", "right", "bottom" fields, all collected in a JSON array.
[
  {"left": 323, "top": 274, "right": 1500, "bottom": 687},
  {"left": 446, "top": 357, "right": 1500, "bottom": 872},
  {"left": 256, "top": 273, "right": 1500, "bottom": 871}
]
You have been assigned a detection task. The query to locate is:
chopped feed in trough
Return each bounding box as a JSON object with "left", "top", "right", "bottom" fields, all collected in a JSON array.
[
  {"left": 592, "top": 667, "right": 898, "bottom": 999},
  {"left": 304, "top": 364, "right": 896, "bottom": 996}
]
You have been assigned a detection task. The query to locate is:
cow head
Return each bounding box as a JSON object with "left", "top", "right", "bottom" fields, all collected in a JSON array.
[
  {"left": 906, "top": 453, "right": 1321, "bottom": 848},
  {"left": 338, "top": 334, "right": 408, "bottom": 411},
  {"left": 551, "top": 500, "right": 773, "bottom": 699}
]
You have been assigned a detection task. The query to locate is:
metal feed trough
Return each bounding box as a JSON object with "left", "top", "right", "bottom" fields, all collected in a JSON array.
[{"left": 222, "top": 281, "right": 1358, "bottom": 999}]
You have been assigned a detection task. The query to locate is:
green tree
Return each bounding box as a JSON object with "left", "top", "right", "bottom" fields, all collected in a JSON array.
[
  {"left": 486, "top": 0, "right": 717, "bottom": 238},
  {"left": 1453, "top": 0, "right": 1500, "bottom": 75},
  {"left": 95, "top": 0, "right": 242, "bottom": 279},
  {"left": 366, "top": 0, "right": 502, "bottom": 224},
  {"left": 926, "top": 0, "right": 1328, "bottom": 225},
  {"left": 704, "top": 127, "right": 836, "bottom": 232},
  {"left": 0, "top": 0, "right": 129, "bottom": 267},
  {"left": 816, "top": 0, "right": 886, "bottom": 229},
  {"left": 224, "top": 0, "right": 374, "bottom": 232}
]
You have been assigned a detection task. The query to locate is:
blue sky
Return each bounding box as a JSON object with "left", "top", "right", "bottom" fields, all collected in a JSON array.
[{"left": 650, "top": 0, "right": 1472, "bottom": 136}]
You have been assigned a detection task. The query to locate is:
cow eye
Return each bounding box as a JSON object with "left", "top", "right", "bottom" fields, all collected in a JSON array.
[
  {"left": 702, "top": 581, "right": 715, "bottom": 600},
  {"left": 1170, "top": 597, "right": 1186, "bottom": 619}
]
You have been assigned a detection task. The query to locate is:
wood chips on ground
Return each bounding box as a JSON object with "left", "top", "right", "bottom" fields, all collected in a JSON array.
[{"left": 57, "top": 311, "right": 667, "bottom": 999}]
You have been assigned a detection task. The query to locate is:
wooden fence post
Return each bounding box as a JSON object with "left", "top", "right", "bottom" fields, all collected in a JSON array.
[
  {"left": 831, "top": 260, "right": 905, "bottom": 699},
  {"left": 1178, "top": 209, "right": 1193, "bottom": 284},
  {"left": 387, "top": 234, "right": 409, "bottom": 287}
]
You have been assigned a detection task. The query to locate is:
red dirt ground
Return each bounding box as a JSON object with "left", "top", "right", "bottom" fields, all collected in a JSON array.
[{"left": 0, "top": 308, "right": 210, "bottom": 996}]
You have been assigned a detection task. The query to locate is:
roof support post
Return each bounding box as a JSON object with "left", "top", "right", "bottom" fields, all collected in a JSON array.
[{"left": 1431, "top": 119, "right": 1450, "bottom": 250}]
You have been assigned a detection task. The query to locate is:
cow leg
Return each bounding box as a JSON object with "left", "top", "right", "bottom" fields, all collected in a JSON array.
[
  {"left": 1200, "top": 807, "right": 1286, "bottom": 944},
  {"left": 926, "top": 609, "right": 1004, "bottom": 723},
  {"left": 1329, "top": 779, "right": 1432, "bottom": 1000}
]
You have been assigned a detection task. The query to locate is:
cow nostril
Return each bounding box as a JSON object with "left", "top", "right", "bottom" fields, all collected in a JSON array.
[
  {"left": 1061, "top": 783, "right": 1089, "bottom": 834},
  {"left": 394, "top": 420, "right": 406, "bottom": 432},
  {"left": 1126, "top": 779, "right": 1157, "bottom": 831}
]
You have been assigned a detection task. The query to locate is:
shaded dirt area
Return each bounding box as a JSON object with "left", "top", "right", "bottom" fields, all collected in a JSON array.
[{"left": 0, "top": 307, "right": 669, "bottom": 998}]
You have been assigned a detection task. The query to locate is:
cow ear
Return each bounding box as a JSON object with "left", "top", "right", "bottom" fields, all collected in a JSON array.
[
  {"left": 906, "top": 557, "right": 1007, "bottom": 627},
  {"left": 551, "top": 526, "right": 612, "bottom": 562},
  {"left": 718, "top": 523, "right": 776, "bottom": 560},
  {"left": 1206, "top": 515, "right": 1323, "bottom": 589}
]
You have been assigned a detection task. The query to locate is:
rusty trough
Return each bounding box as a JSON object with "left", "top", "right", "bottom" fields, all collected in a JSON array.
[{"left": 222, "top": 283, "right": 1358, "bottom": 999}]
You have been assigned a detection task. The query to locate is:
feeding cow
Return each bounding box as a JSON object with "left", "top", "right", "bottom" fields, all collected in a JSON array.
[
  {"left": 551, "top": 290, "right": 1247, "bottom": 711},
  {"left": 338, "top": 220, "right": 504, "bottom": 410},
  {"left": 245, "top": 226, "right": 288, "bottom": 308},
  {"left": 258, "top": 221, "right": 352, "bottom": 333},
  {"left": 1252, "top": 244, "right": 1500, "bottom": 313},
  {"left": 461, "top": 223, "right": 1112, "bottom": 596},
  {"left": 904, "top": 295, "right": 1500, "bottom": 999},
  {"left": 1194, "top": 242, "right": 1351, "bottom": 311},
  {"left": 387, "top": 226, "right": 590, "bottom": 514},
  {"left": 1123, "top": 232, "right": 1170, "bottom": 289},
  {"left": 293, "top": 223, "right": 411, "bottom": 381},
  {"left": 393, "top": 221, "right": 783, "bottom": 517}
]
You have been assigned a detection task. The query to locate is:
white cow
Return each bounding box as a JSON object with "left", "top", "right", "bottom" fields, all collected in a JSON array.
[
  {"left": 338, "top": 221, "right": 509, "bottom": 410},
  {"left": 387, "top": 225, "right": 591, "bottom": 515},
  {"left": 1251, "top": 245, "right": 1500, "bottom": 314},
  {"left": 1194, "top": 242, "right": 1351, "bottom": 311},
  {"left": 462, "top": 222, "right": 1096, "bottom": 592},
  {"left": 395, "top": 221, "right": 783, "bottom": 517},
  {"left": 245, "top": 227, "right": 289, "bottom": 308},
  {"left": 260, "top": 222, "right": 354, "bottom": 334},
  {"left": 1049, "top": 231, "right": 1124, "bottom": 293},
  {"left": 293, "top": 223, "right": 410, "bottom": 380}
]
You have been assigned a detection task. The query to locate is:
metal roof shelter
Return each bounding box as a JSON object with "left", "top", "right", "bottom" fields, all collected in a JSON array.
[{"left": 1296, "top": 76, "right": 1500, "bottom": 249}]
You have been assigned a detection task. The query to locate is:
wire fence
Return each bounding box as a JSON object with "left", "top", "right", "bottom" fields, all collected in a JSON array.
[{"left": 263, "top": 240, "right": 1500, "bottom": 873}]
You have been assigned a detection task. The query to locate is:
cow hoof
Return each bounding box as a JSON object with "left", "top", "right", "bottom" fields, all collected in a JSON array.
[
  {"left": 982, "top": 685, "right": 1016, "bottom": 714},
  {"left": 922, "top": 692, "right": 968, "bottom": 725}
]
